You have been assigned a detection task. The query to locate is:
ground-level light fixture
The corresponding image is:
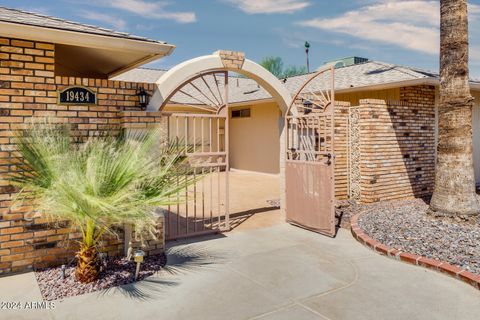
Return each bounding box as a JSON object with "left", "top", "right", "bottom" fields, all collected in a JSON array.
[
  {"left": 60, "top": 264, "right": 66, "bottom": 280},
  {"left": 134, "top": 249, "right": 145, "bottom": 281},
  {"left": 137, "top": 87, "right": 148, "bottom": 110}
]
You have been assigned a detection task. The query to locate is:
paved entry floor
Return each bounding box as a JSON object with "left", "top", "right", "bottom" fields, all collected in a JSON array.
[
  {"left": 164, "top": 170, "right": 283, "bottom": 237},
  {"left": 2, "top": 224, "right": 480, "bottom": 320},
  {"left": 227, "top": 170, "right": 282, "bottom": 231}
]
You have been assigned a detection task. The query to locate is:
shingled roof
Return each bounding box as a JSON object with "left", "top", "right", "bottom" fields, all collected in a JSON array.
[
  {"left": 114, "top": 61, "right": 446, "bottom": 105},
  {"left": 284, "top": 61, "right": 439, "bottom": 93},
  {"left": 0, "top": 6, "right": 165, "bottom": 44}
]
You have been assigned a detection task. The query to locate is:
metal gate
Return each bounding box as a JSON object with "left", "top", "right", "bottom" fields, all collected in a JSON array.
[
  {"left": 159, "top": 71, "right": 230, "bottom": 240},
  {"left": 285, "top": 66, "right": 336, "bottom": 237}
]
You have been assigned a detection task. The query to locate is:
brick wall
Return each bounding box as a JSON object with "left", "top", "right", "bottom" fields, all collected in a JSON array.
[
  {"left": 0, "top": 37, "right": 167, "bottom": 274},
  {"left": 355, "top": 97, "right": 436, "bottom": 203},
  {"left": 400, "top": 85, "right": 436, "bottom": 106}
]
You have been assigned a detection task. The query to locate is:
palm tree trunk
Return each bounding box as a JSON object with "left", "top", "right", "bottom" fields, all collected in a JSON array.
[
  {"left": 75, "top": 244, "right": 99, "bottom": 283},
  {"left": 75, "top": 218, "right": 99, "bottom": 283},
  {"left": 429, "top": 0, "right": 480, "bottom": 216}
]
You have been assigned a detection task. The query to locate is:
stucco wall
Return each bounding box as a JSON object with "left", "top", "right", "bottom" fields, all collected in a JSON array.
[{"left": 229, "top": 102, "right": 281, "bottom": 174}]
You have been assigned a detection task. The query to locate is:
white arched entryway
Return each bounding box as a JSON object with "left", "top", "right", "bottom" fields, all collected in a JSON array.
[
  {"left": 147, "top": 51, "right": 293, "bottom": 224},
  {"left": 147, "top": 51, "right": 292, "bottom": 116},
  {"left": 148, "top": 50, "right": 337, "bottom": 239}
]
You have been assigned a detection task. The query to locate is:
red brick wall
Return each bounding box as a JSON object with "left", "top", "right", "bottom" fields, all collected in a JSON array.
[
  {"left": 356, "top": 96, "right": 436, "bottom": 203},
  {"left": 400, "top": 85, "right": 436, "bottom": 106},
  {"left": 0, "top": 37, "right": 166, "bottom": 274}
]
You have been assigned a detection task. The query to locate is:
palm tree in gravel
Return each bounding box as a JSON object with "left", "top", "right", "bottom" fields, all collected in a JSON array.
[
  {"left": 11, "top": 124, "right": 196, "bottom": 283},
  {"left": 429, "top": 0, "right": 480, "bottom": 216}
]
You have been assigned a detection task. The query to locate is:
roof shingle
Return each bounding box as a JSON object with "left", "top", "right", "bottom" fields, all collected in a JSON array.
[
  {"left": 0, "top": 6, "right": 166, "bottom": 44},
  {"left": 113, "top": 61, "right": 443, "bottom": 105}
]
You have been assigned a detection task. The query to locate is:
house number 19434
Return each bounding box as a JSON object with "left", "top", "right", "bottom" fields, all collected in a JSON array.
[{"left": 58, "top": 87, "right": 96, "bottom": 105}]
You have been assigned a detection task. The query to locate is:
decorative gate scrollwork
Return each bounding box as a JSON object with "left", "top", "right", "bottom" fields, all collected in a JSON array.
[{"left": 285, "top": 66, "right": 336, "bottom": 237}]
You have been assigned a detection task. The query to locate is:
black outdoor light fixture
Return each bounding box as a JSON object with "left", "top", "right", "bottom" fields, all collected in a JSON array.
[{"left": 137, "top": 87, "right": 148, "bottom": 110}]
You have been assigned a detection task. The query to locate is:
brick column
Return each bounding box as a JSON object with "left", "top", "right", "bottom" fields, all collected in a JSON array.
[
  {"left": 0, "top": 36, "right": 166, "bottom": 274},
  {"left": 357, "top": 99, "right": 435, "bottom": 203}
]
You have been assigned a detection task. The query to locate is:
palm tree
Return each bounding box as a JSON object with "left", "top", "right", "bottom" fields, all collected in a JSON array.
[
  {"left": 11, "top": 124, "right": 196, "bottom": 283},
  {"left": 429, "top": 0, "right": 480, "bottom": 216}
]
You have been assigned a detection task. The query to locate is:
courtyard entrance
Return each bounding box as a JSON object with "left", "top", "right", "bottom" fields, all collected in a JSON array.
[{"left": 151, "top": 51, "right": 336, "bottom": 240}]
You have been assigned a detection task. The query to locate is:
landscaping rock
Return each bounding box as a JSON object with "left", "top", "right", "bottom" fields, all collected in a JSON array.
[
  {"left": 35, "top": 253, "right": 167, "bottom": 301},
  {"left": 357, "top": 198, "right": 480, "bottom": 275}
]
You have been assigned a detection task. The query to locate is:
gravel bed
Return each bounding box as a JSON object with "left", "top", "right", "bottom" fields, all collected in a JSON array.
[
  {"left": 35, "top": 253, "right": 166, "bottom": 301},
  {"left": 357, "top": 198, "right": 480, "bottom": 275},
  {"left": 336, "top": 200, "right": 361, "bottom": 229}
]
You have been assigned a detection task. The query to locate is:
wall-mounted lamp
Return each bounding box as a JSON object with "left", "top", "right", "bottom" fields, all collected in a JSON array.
[{"left": 137, "top": 87, "right": 149, "bottom": 110}]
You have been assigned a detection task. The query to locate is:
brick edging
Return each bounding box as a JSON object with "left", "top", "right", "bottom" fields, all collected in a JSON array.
[{"left": 350, "top": 213, "right": 480, "bottom": 290}]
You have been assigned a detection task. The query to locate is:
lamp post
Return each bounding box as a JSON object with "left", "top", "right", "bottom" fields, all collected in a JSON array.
[
  {"left": 137, "top": 87, "right": 148, "bottom": 110},
  {"left": 305, "top": 41, "right": 310, "bottom": 73}
]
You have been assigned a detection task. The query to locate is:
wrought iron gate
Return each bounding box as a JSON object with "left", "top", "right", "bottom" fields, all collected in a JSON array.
[
  {"left": 159, "top": 71, "right": 231, "bottom": 240},
  {"left": 285, "top": 66, "right": 336, "bottom": 237}
]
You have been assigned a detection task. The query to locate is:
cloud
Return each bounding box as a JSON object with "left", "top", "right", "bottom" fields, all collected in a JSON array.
[
  {"left": 21, "top": 7, "right": 51, "bottom": 15},
  {"left": 298, "top": 1, "right": 439, "bottom": 54},
  {"left": 226, "top": 0, "right": 310, "bottom": 14},
  {"left": 80, "top": 11, "right": 127, "bottom": 30},
  {"left": 97, "top": 0, "right": 196, "bottom": 23},
  {"left": 297, "top": 0, "right": 480, "bottom": 55}
]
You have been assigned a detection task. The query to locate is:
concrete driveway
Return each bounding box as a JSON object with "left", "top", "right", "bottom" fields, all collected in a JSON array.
[{"left": 2, "top": 224, "right": 480, "bottom": 320}]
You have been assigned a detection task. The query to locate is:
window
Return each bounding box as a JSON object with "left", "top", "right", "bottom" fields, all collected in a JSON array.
[{"left": 231, "top": 108, "right": 251, "bottom": 118}]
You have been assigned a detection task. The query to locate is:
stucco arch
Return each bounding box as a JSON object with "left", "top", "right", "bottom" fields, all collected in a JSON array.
[
  {"left": 147, "top": 50, "right": 292, "bottom": 217},
  {"left": 147, "top": 50, "right": 293, "bottom": 115}
]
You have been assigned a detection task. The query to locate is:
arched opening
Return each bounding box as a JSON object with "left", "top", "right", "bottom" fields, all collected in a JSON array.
[{"left": 147, "top": 51, "right": 292, "bottom": 238}]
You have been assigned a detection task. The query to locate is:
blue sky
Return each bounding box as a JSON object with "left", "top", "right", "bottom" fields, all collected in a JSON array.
[{"left": 3, "top": 0, "right": 480, "bottom": 78}]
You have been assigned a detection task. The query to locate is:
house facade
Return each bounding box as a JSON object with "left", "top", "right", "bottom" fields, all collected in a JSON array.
[
  {"left": 1, "top": 6, "right": 480, "bottom": 274},
  {"left": 116, "top": 62, "right": 480, "bottom": 202}
]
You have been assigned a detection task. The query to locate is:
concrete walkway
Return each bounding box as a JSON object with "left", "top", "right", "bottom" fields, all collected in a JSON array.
[{"left": 2, "top": 224, "right": 480, "bottom": 320}]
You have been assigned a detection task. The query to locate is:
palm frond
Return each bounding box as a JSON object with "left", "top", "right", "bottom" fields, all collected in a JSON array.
[{"left": 11, "top": 124, "right": 201, "bottom": 247}]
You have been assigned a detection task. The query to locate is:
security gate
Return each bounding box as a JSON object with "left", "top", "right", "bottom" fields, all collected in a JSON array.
[
  {"left": 159, "top": 71, "right": 230, "bottom": 240},
  {"left": 285, "top": 66, "right": 336, "bottom": 237}
]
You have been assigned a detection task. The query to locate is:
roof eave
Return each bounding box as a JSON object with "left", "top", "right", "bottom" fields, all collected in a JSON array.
[
  {"left": 334, "top": 78, "right": 439, "bottom": 94},
  {"left": 108, "top": 53, "right": 173, "bottom": 79},
  {"left": 0, "top": 20, "right": 175, "bottom": 76}
]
